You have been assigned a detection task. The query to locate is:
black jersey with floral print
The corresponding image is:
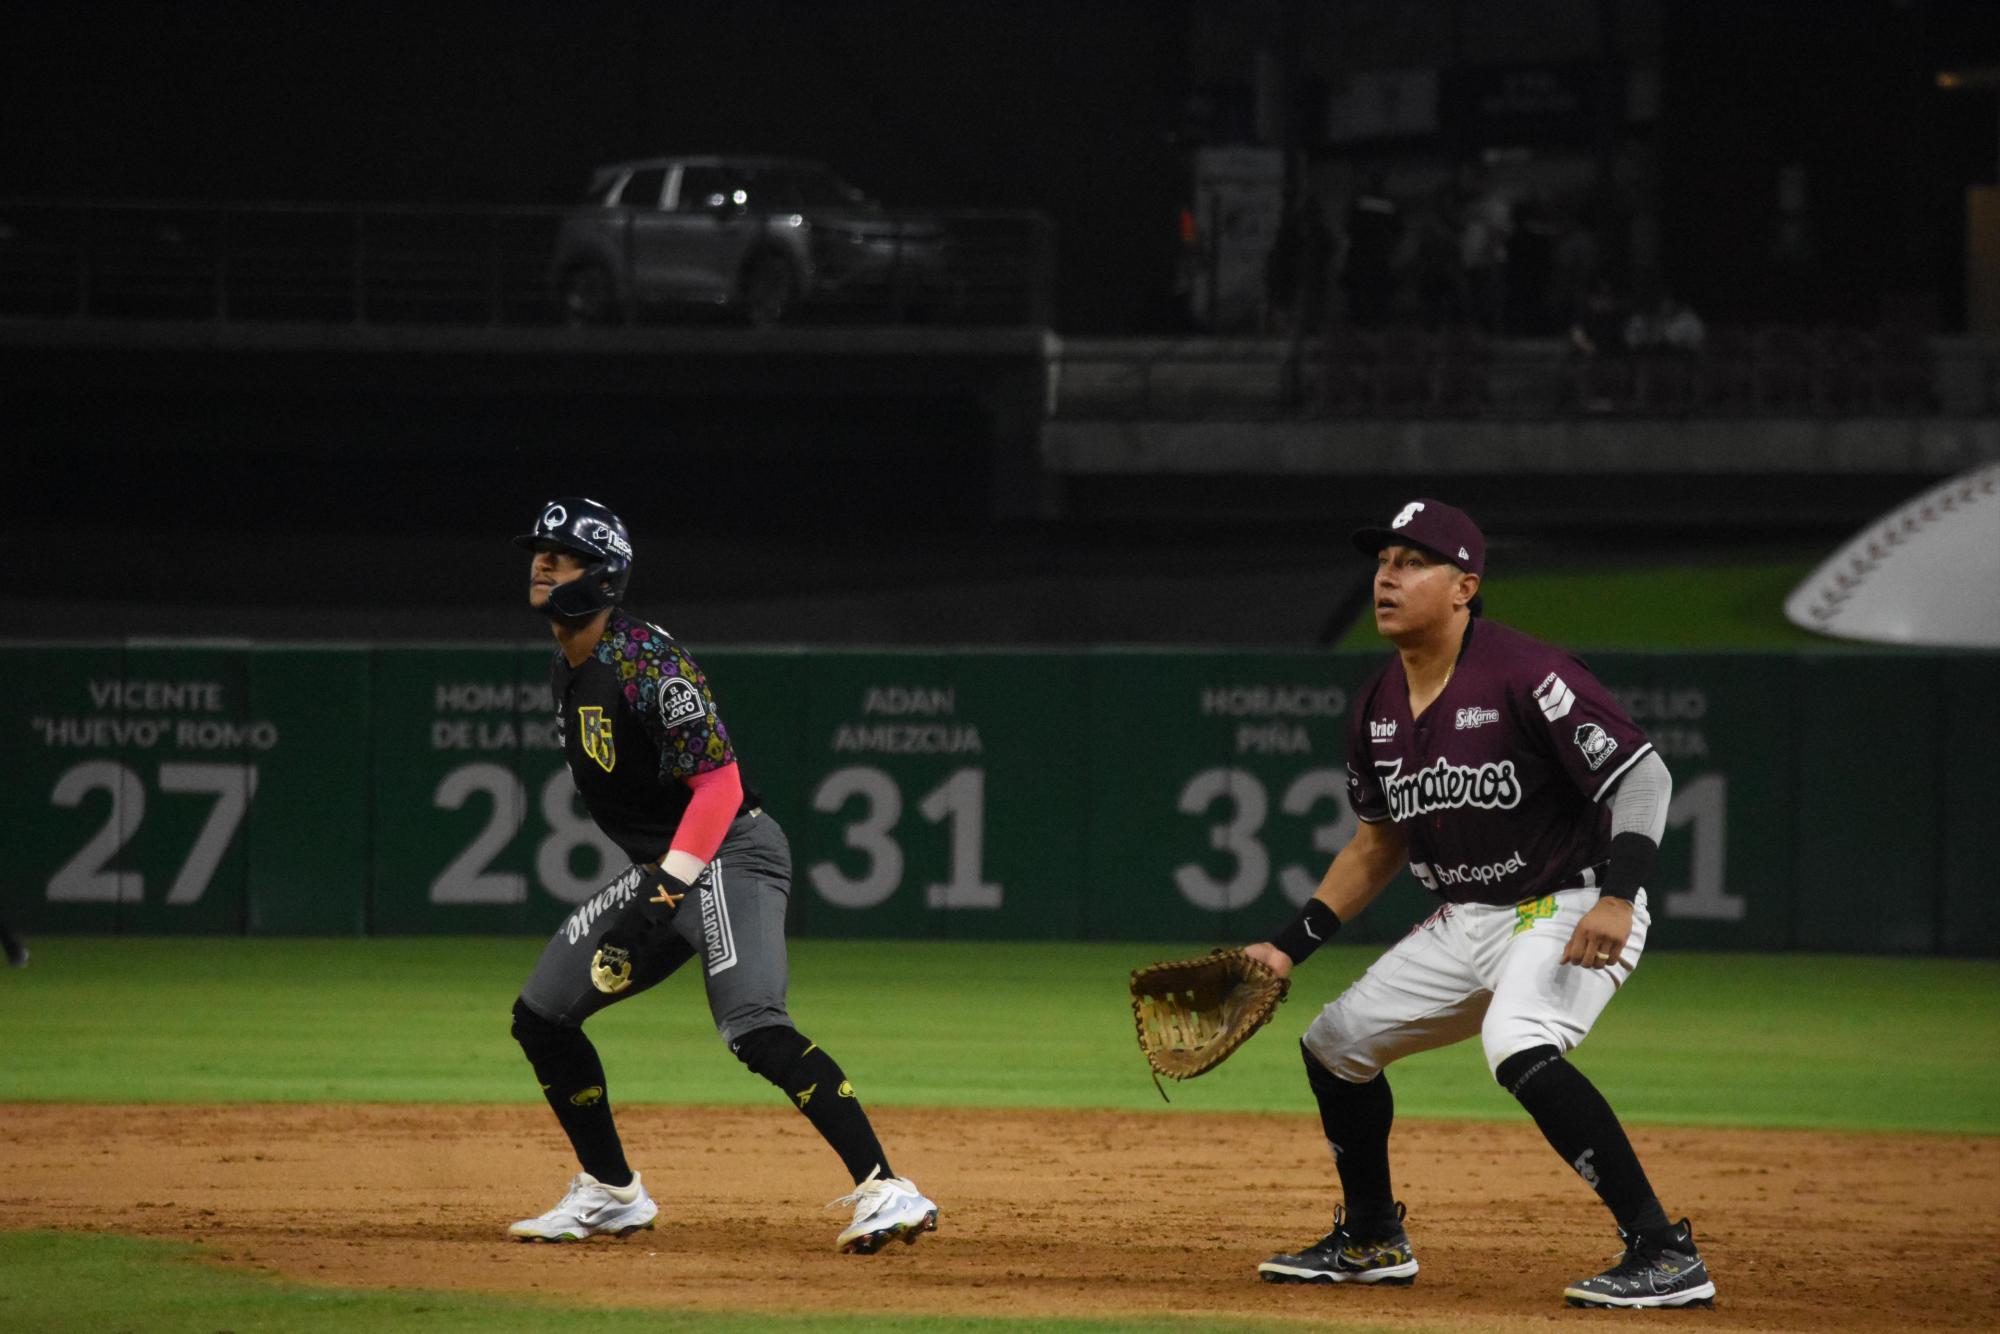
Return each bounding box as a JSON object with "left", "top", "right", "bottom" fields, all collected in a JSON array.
[{"left": 547, "top": 612, "right": 759, "bottom": 863}]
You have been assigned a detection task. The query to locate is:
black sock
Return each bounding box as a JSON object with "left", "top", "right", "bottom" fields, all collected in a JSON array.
[
  {"left": 1496, "top": 1045, "right": 1671, "bottom": 1237},
  {"left": 1302, "top": 1043, "right": 1398, "bottom": 1234},
  {"left": 735, "top": 1026, "right": 892, "bottom": 1185},
  {"left": 512, "top": 999, "right": 631, "bottom": 1186}
]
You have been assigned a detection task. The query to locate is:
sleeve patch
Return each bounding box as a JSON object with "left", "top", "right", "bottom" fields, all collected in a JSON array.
[
  {"left": 1574, "top": 722, "right": 1618, "bottom": 770},
  {"left": 1533, "top": 671, "right": 1576, "bottom": 722},
  {"left": 657, "top": 677, "right": 705, "bottom": 729}
]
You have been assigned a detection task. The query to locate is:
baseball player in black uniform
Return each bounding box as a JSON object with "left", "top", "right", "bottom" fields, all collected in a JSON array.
[
  {"left": 1246, "top": 499, "right": 1714, "bottom": 1309},
  {"left": 506, "top": 497, "right": 938, "bottom": 1253}
]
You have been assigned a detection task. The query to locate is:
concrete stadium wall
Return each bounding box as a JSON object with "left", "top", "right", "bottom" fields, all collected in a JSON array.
[{"left": 6, "top": 644, "right": 1993, "bottom": 955}]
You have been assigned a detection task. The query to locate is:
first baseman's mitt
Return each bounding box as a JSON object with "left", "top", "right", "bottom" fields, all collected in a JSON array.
[{"left": 1129, "top": 948, "right": 1289, "bottom": 1094}]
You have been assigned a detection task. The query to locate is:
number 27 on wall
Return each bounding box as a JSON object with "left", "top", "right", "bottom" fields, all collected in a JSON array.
[{"left": 44, "top": 760, "right": 260, "bottom": 904}]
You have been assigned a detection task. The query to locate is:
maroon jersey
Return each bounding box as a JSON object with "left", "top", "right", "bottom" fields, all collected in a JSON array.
[{"left": 1344, "top": 619, "right": 1654, "bottom": 907}]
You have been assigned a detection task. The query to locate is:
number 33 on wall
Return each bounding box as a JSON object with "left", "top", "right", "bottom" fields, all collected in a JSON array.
[
  {"left": 1175, "top": 767, "right": 1356, "bottom": 911},
  {"left": 1172, "top": 765, "right": 1744, "bottom": 921}
]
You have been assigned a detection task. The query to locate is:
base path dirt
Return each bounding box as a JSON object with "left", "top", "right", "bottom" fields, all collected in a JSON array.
[{"left": 4, "top": 1104, "right": 1993, "bottom": 1331}]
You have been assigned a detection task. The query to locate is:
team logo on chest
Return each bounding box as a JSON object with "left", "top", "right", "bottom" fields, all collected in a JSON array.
[
  {"left": 577, "top": 705, "right": 616, "bottom": 772},
  {"left": 1376, "top": 756, "right": 1523, "bottom": 821}
]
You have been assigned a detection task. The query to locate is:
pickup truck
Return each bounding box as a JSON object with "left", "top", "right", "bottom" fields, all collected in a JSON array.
[{"left": 549, "top": 155, "right": 951, "bottom": 326}]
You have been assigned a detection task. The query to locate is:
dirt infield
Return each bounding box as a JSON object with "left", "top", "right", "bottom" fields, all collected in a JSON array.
[{"left": 6, "top": 1103, "right": 1993, "bottom": 1330}]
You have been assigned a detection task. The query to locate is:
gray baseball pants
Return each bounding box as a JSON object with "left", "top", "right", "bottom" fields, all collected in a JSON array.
[{"left": 518, "top": 808, "right": 794, "bottom": 1044}]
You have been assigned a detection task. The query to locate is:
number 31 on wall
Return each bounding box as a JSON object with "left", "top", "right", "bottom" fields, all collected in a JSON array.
[{"left": 807, "top": 765, "right": 1001, "bottom": 910}]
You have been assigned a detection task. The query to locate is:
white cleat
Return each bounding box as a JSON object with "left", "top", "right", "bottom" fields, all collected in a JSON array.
[
  {"left": 830, "top": 1168, "right": 939, "bottom": 1254},
  {"left": 508, "top": 1171, "right": 659, "bottom": 1242}
]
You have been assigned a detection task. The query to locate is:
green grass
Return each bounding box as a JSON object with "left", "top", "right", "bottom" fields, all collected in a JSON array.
[
  {"left": 2, "top": 937, "right": 1995, "bottom": 1133},
  {"left": 2, "top": 551, "right": 1965, "bottom": 1334},
  {"left": 3, "top": 938, "right": 1992, "bottom": 1333},
  {"left": 1334, "top": 557, "right": 1842, "bottom": 651},
  {"left": 0, "top": 1231, "right": 1336, "bottom": 1334}
]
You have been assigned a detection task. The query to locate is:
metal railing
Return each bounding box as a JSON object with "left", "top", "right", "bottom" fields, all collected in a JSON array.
[{"left": 0, "top": 199, "right": 1056, "bottom": 328}]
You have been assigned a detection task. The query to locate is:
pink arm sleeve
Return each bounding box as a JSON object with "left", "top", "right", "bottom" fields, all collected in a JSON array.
[{"left": 668, "top": 762, "right": 743, "bottom": 865}]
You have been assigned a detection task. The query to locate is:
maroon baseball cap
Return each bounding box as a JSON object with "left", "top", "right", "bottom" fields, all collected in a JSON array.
[{"left": 1351, "top": 498, "right": 1486, "bottom": 576}]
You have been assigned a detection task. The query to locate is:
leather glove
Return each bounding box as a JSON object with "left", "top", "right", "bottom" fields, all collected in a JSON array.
[
  {"left": 1129, "top": 947, "right": 1289, "bottom": 1096},
  {"left": 589, "top": 863, "right": 696, "bottom": 995}
]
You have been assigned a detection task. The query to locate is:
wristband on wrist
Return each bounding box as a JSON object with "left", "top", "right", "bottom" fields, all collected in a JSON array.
[
  {"left": 660, "top": 848, "right": 707, "bottom": 884},
  {"left": 1599, "top": 830, "right": 1657, "bottom": 902},
  {"left": 1269, "top": 898, "right": 1342, "bottom": 965}
]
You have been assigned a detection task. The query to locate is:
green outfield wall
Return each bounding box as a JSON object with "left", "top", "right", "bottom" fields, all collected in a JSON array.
[{"left": 3, "top": 645, "right": 1993, "bottom": 955}]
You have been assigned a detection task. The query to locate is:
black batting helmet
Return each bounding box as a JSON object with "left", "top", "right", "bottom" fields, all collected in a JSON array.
[{"left": 514, "top": 497, "right": 633, "bottom": 619}]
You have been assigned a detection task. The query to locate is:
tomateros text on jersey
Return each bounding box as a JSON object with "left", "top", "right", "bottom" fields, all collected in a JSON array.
[{"left": 1379, "top": 756, "right": 1523, "bottom": 822}]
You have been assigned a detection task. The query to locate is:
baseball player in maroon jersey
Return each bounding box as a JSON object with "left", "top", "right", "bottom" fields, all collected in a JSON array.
[
  {"left": 1246, "top": 499, "right": 1715, "bottom": 1309},
  {"left": 506, "top": 497, "right": 937, "bottom": 1253}
]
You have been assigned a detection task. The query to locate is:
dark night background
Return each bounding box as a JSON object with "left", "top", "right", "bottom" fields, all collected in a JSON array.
[
  {"left": 3, "top": 1, "right": 1998, "bottom": 642},
  {"left": 5, "top": 1, "right": 1996, "bottom": 333},
  {"left": 1, "top": 1, "right": 1192, "bottom": 332},
  {"left": 1658, "top": 0, "right": 2000, "bottom": 330}
]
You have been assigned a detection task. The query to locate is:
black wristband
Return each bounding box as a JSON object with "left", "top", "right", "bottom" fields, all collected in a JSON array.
[
  {"left": 1599, "top": 831, "right": 1657, "bottom": 902},
  {"left": 1269, "top": 898, "right": 1342, "bottom": 966}
]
